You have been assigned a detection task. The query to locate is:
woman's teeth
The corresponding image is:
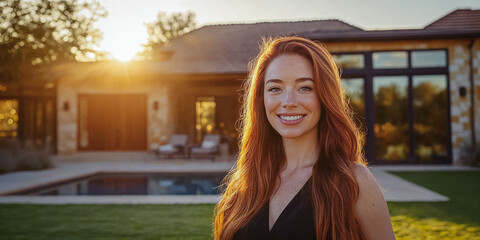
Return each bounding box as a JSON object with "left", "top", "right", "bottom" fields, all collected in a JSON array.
[{"left": 279, "top": 115, "right": 304, "bottom": 121}]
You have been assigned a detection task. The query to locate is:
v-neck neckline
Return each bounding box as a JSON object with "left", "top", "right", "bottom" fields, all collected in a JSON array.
[{"left": 268, "top": 176, "right": 311, "bottom": 233}]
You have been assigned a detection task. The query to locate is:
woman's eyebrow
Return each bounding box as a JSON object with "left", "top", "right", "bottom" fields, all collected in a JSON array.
[
  {"left": 265, "top": 77, "right": 313, "bottom": 85},
  {"left": 296, "top": 77, "right": 314, "bottom": 83},
  {"left": 265, "top": 79, "right": 282, "bottom": 85}
]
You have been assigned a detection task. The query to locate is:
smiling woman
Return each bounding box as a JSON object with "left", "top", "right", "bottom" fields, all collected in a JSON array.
[
  {"left": 264, "top": 54, "right": 321, "bottom": 141},
  {"left": 214, "top": 37, "right": 396, "bottom": 240}
]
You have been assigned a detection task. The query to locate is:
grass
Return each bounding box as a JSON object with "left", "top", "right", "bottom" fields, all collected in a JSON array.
[
  {"left": 0, "top": 204, "right": 216, "bottom": 240},
  {"left": 387, "top": 171, "right": 480, "bottom": 240},
  {"left": 0, "top": 171, "right": 479, "bottom": 240}
]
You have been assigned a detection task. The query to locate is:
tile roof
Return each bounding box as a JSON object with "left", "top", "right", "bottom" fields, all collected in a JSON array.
[
  {"left": 425, "top": 9, "right": 480, "bottom": 29},
  {"left": 151, "top": 9, "right": 480, "bottom": 75},
  {"left": 305, "top": 28, "right": 480, "bottom": 42},
  {"left": 151, "top": 20, "right": 362, "bottom": 74}
]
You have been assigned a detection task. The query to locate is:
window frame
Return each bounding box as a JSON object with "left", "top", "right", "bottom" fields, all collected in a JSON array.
[{"left": 332, "top": 49, "right": 451, "bottom": 164}]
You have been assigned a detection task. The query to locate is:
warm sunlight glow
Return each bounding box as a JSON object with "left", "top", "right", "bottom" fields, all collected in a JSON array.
[
  {"left": 102, "top": 33, "right": 143, "bottom": 62},
  {"left": 98, "top": 27, "right": 145, "bottom": 62},
  {"left": 111, "top": 49, "right": 137, "bottom": 62}
]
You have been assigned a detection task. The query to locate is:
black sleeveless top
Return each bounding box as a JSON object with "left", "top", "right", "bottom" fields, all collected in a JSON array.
[{"left": 234, "top": 178, "right": 331, "bottom": 240}]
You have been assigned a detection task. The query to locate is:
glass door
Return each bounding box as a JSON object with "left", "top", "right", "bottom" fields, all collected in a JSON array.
[
  {"left": 373, "top": 76, "right": 410, "bottom": 162},
  {"left": 412, "top": 75, "right": 449, "bottom": 163}
]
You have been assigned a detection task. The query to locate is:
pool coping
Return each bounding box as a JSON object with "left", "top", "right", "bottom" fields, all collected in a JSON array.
[
  {"left": 1, "top": 154, "right": 477, "bottom": 204},
  {"left": 0, "top": 159, "right": 235, "bottom": 201},
  {"left": 0, "top": 195, "right": 222, "bottom": 204}
]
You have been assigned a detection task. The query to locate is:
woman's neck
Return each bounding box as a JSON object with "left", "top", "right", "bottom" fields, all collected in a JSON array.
[{"left": 281, "top": 132, "right": 319, "bottom": 172}]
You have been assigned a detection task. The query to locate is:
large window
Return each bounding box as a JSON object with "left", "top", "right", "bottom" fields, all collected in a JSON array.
[
  {"left": 411, "top": 50, "right": 447, "bottom": 68},
  {"left": 336, "top": 49, "right": 449, "bottom": 164},
  {"left": 413, "top": 75, "right": 448, "bottom": 162},
  {"left": 373, "top": 51, "right": 408, "bottom": 69},
  {"left": 333, "top": 54, "right": 364, "bottom": 69},
  {"left": 342, "top": 78, "right": 365, "bottom": 131},
  {"left": 195, "top": 97, "right": 216, "bottom": 143},
  {"left": 373, "top": 76, "right": 409, "bottom": 161},
  {"left": 0, "top": 99, "right": 19, "bottom": 138}
]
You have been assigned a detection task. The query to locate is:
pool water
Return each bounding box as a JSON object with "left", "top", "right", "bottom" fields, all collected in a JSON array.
[{"left": 12, "top": 172, "right": 227, "bottom": 196}]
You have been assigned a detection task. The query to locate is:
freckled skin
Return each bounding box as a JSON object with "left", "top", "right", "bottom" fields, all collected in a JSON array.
[{"left": 263, "top": 54, "right": 321, "bottom": 140}]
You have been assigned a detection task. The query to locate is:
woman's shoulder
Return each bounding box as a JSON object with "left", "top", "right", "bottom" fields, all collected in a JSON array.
[
  {"left": 351, "top": 162, "right": 372, "bottom": 182},
  {"left": 350, "top": 162, "right": 379, "bottom": 192},
  {"left": 350, "top": 164, "right": 396, "bottom": 239}
]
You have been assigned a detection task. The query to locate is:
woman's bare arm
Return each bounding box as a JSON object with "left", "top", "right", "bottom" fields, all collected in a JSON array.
[{"left": 353, "top": 163, "right": 396, "bottom": 240}]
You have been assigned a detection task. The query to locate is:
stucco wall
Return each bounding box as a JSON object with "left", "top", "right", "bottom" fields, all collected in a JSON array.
[{"left": 326, "top": 39, "right": 479, "bottom": 165}]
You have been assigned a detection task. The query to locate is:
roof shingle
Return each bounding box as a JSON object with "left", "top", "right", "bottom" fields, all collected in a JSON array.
[
  {"left": 425, "top": 9, "right": 480, "bottom": 29},
  {"left": 155, "top": 20, "right": 362, "bottom": 74},
  {"left": 147, "top": 9, "right": 480, "bottom": 75}
]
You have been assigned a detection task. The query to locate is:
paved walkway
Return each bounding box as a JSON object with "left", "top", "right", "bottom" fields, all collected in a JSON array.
[{"left": 0, "top": 152, "right": 478, "bottom": 204}]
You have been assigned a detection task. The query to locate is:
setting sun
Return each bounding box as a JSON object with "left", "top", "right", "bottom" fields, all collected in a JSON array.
[
  {"left": 109, "top": 46, "right": 139, "bottom": 62},
  {"left": 94, "top": 1, "right": 153, "bottom": 62},
  {"left": 98, "top": 30, "right": 146, "bottom": 62}
]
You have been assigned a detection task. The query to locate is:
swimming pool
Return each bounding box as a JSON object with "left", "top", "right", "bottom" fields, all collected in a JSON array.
[{"left": 8, "top": 172, "right": 227, "bottom": 196}]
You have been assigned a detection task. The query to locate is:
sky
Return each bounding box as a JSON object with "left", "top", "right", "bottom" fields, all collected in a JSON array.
[{"left": 94, "top": 0, "right": 480, "bottom": 61}]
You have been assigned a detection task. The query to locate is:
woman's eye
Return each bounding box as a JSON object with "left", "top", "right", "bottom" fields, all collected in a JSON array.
[
  {"left": 268, "top": 87, "right": 281, "bottom": 93},
  {"left": 299, "top": 86, "right": 312, "bottom": 92}
]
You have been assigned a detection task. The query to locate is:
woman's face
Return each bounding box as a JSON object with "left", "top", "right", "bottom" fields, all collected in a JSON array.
[{"left": 263, "top": 54, "right": 321, "bottom": 140}]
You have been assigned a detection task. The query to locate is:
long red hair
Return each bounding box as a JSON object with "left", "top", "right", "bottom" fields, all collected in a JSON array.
[{"left": 214, "top": 36, "right": 367, "bottom": 240}]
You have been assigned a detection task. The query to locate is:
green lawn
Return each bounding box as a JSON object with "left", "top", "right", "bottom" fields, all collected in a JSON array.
[
  {"left": 0, "top": 171, "right": 479, "bottom": 240},
  {"left": 388, "top": 171, "right": 480, "bottom": 240},
  {"left": 0, "top": 204, "right": 216, "bottom": 240}
]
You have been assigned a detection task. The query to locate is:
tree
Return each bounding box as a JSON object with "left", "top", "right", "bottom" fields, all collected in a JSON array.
[
  {"left": 140, "top": 11, "right": 196, "bottom": 60},
  {"left": 0, "top": 0, "right": 107, "bottom": 82}
]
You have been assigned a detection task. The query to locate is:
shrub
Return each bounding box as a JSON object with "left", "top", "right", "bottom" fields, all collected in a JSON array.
[
  {"left": 459, "top": 143, "right": 480, "bottom": 167},
  {"left": 0, "top": 150, "right": 17, "bottom": 173},
  {"left": 0, "top": 139, "right": 54, "bottom": 174}
]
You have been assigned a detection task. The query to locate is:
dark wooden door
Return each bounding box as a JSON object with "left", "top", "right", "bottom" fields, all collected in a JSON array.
[{"left": 78, "top": 94, "right": 147, "bottom": 151}]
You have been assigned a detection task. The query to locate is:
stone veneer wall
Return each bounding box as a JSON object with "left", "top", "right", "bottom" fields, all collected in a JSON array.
[
  {"left": 474, "top": 40, "right": 480, "bottom": 157},
  {"left": 57, "top": 76, "right": 171, "bottom": 155},
  {"left": 326, "top": 39, "right": 479, "bottom": 165},
  {"left": 448, "top": 40, "right": 479, "bottom": 164}
]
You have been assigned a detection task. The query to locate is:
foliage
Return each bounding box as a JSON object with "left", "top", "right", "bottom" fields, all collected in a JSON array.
[
  {"left": 0, "top": 139, "right": 53, "bottom": 174},
  {"left": 372, "top": 79, "right": 448, "bottom": 161},
  {"left": 459, "top": 143, "right": 480, "bottom": 166},
  {"left": 0, "top": 0, "right": 107, "bottom": 81},
  {"left": 140, "top": 11, "right": 196, "bottom": 60},
  {"left": 391, "top": 215, "right": 480, "bottom": 240}
]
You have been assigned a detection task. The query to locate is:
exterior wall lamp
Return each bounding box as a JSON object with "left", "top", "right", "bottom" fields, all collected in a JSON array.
[
  {"left": 63, "top": 101, "right": 69, "bottom": 111},
  {"left": 459, "top": 86, "right": 467, "bottom": 98}
]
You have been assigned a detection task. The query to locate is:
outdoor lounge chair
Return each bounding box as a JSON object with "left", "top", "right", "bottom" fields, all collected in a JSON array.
[
  {"left": 189, "top": 134, "right": 221, "bottom": 160},
  {"left": 154, "top": 134, "right": 189, "bottom": 158}
]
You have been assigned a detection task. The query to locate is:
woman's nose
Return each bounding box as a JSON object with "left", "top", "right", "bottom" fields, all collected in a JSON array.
[{"left": 282, "top": 89, "right": 298, "bottom": 108}]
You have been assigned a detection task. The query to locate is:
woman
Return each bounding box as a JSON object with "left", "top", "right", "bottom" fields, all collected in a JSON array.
[{"left": 214, "top": 36, "right": 395, "bottom": 240}]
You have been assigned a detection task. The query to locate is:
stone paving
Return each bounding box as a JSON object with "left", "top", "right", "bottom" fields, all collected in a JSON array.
[{"left": 0, "top": 152, "right": 478, "bottom": 204}]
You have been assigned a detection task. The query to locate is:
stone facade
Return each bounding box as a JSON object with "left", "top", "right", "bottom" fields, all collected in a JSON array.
[
  {"left": 326, "top": 39, "right": 480, "bottom": 165},
  {"left": 56, "top": 63, "right": 243, "bottom": 155},
  {"left": 474, "top": 40, "right": 480, "bottom": 157},
  {"left": 56, "top": 65, "right": 172, "bottom": 155}
]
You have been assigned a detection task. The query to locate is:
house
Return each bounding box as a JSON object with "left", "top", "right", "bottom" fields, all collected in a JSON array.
[{"left": 1, "top": 9, "right": 479, "bottom": 165}]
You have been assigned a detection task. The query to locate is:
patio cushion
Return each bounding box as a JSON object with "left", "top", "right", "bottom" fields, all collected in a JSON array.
[
  {"left": 202, "top": 140, "right": 217, "bottom": 149},
  {"left": 191, "top": 148, "right": 216, "bottom": 153},
  {"left": 159, "top": 144, "right": 177, "bottom": 152}
]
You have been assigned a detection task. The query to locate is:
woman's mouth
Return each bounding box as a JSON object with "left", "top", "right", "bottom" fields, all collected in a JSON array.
[{"left": 278, "top": 114, "right": 306, "bottom": 125}]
